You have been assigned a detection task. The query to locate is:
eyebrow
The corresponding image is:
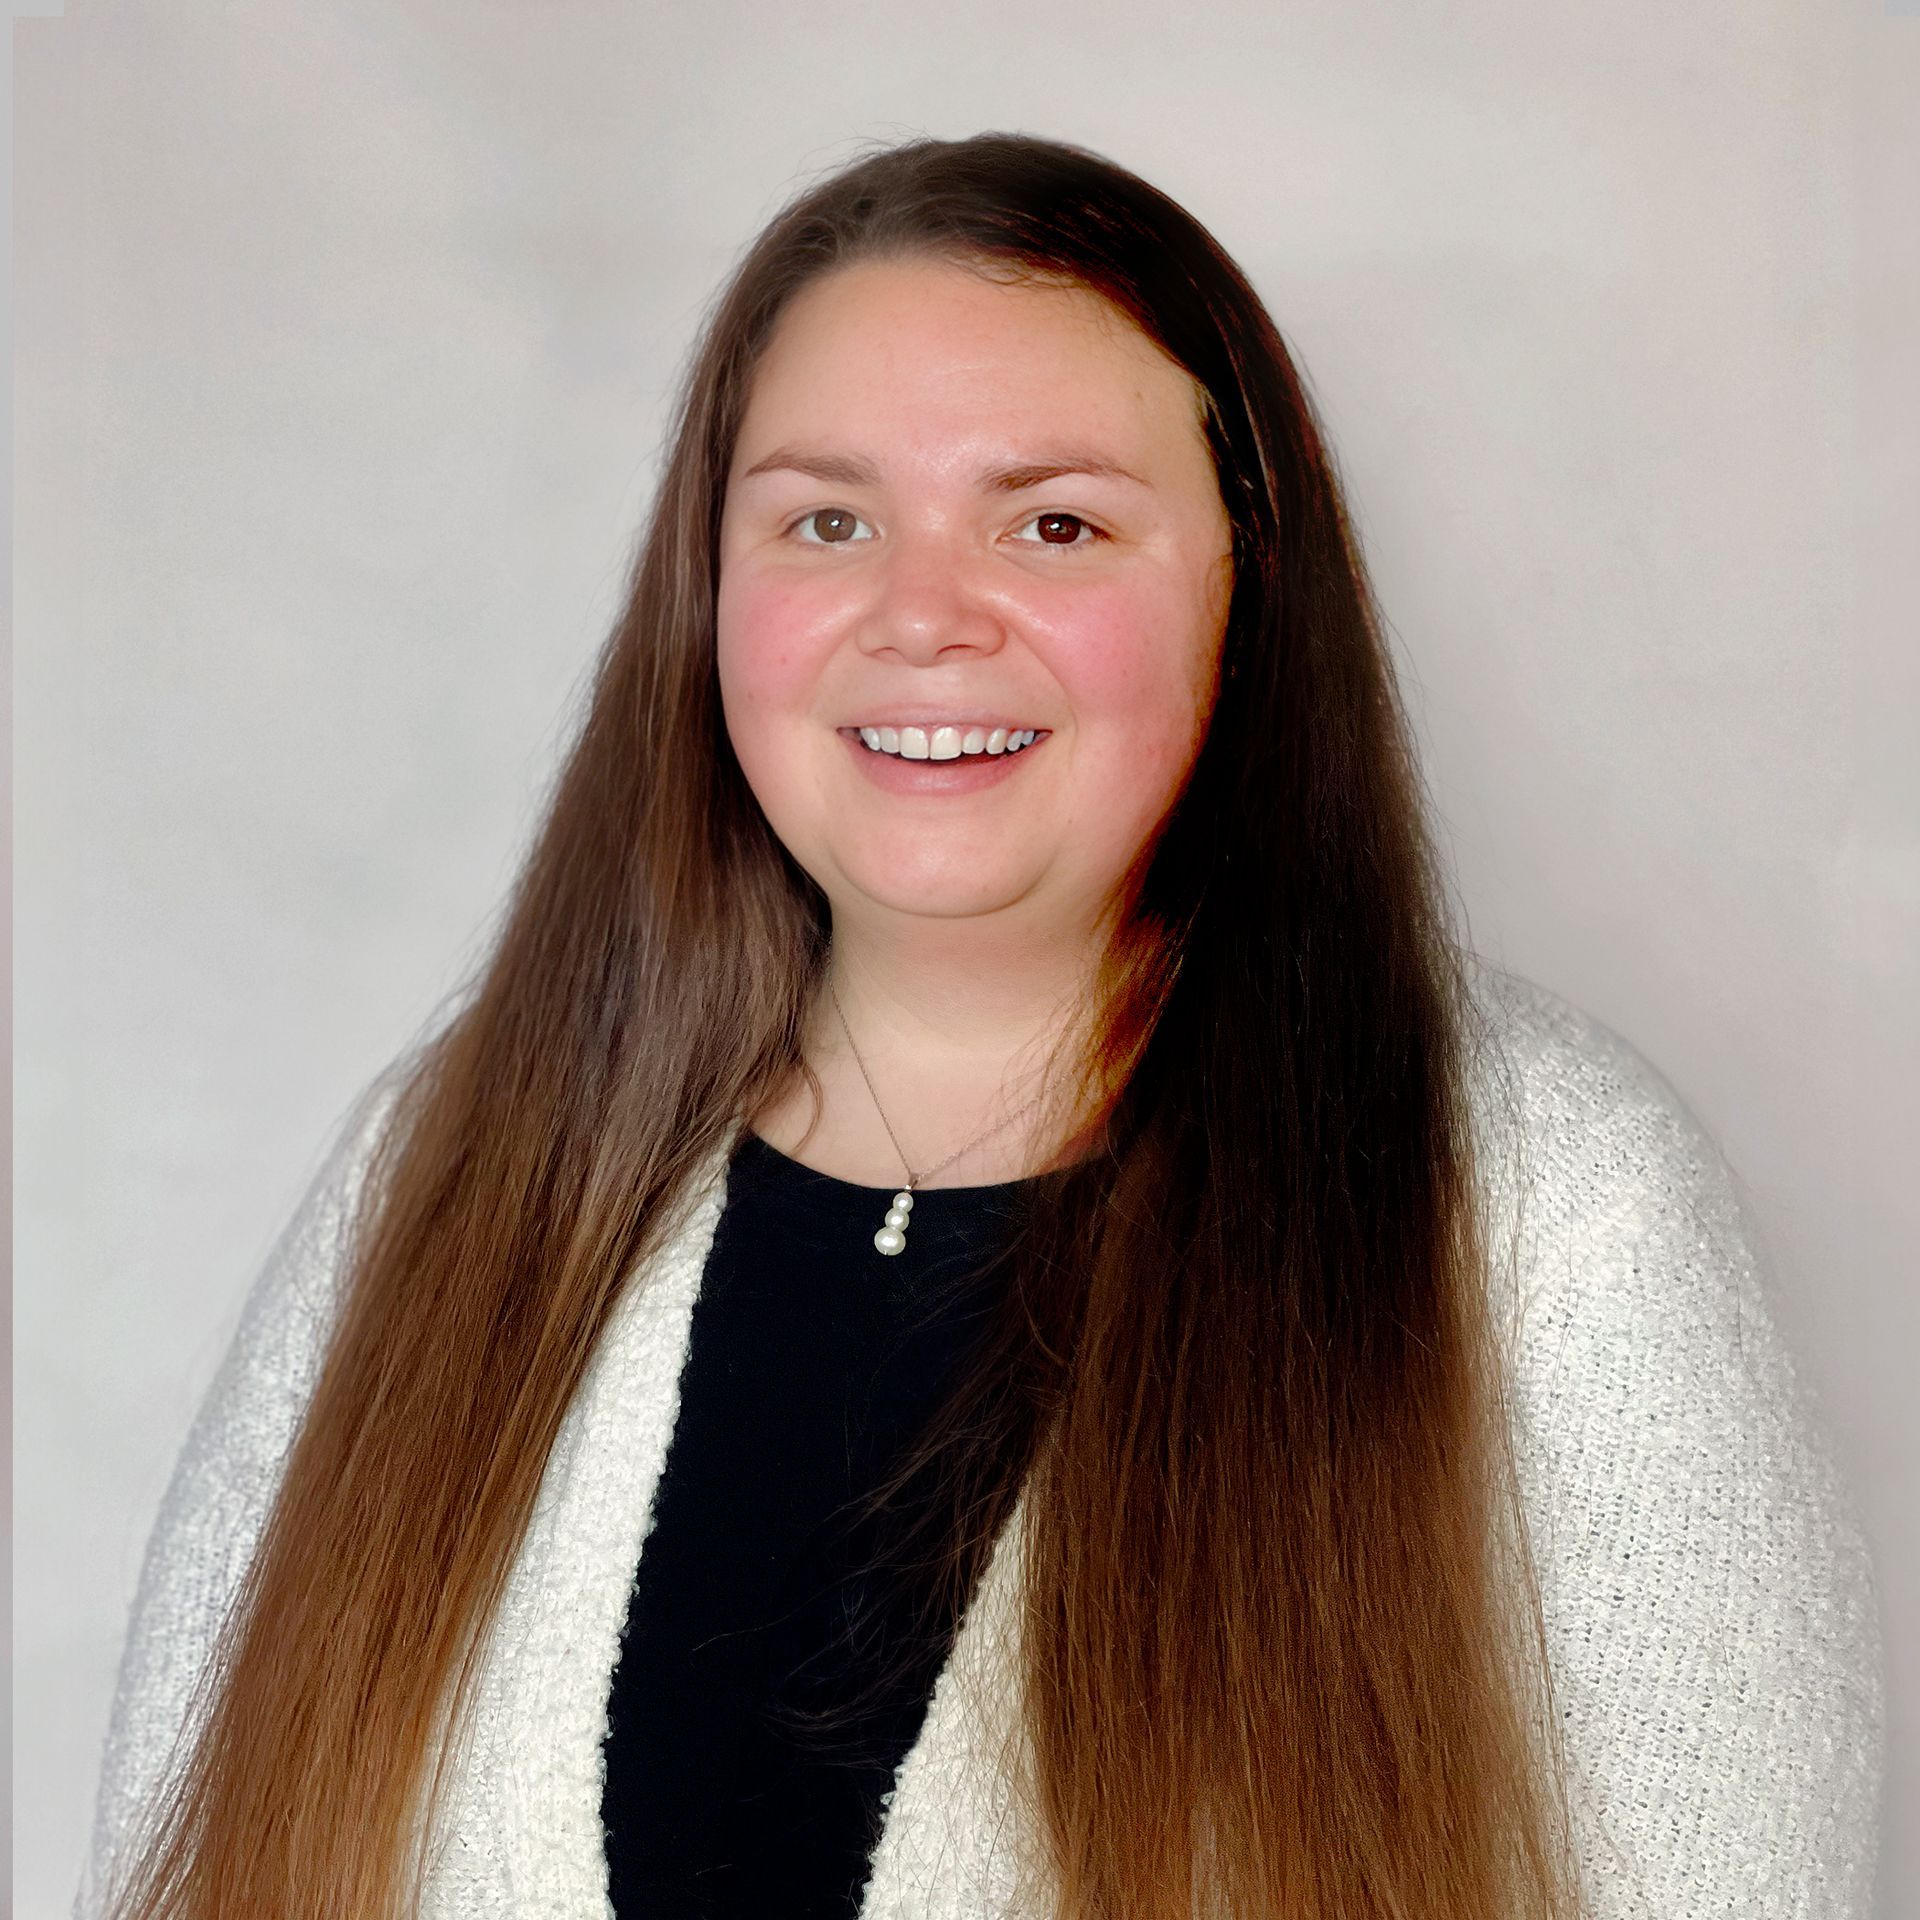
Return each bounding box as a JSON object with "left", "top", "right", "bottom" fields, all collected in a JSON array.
[{"left": 738, "top": 444, "right": 1153, "bottom": 492}]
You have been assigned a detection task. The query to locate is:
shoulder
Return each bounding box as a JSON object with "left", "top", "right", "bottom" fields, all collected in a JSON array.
[
  {"left": 1455, "top": 956, "right": 1758, "bottom": 1320},
  {"left": 1449, "top": 949, "right": 1745, "bottom": 1379},
  {"left": 1458, "top": 954, "right": 1727, "bottom": 1206},
  {"left": 244, "top": 1053, "right": 418, "bottom": 1342},
  {"left": 1453, "top": 952, "right": 1795, "bottom": 1433}
]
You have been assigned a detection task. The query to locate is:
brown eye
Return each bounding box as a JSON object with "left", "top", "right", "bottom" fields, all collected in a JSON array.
[
  {"left": 1017, "top": 510, "right": 1106, "bottom": 549},
  {"left": 793, "top": 508, "right": 869, "bottom": 545}
]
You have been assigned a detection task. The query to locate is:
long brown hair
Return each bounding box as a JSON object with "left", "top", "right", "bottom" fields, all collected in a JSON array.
[{"left": 103, "top": 132, "right": 1582, "bottom": 1919}]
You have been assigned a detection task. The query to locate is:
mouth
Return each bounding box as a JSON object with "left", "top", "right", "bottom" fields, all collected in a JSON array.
[
  {"left": 834, "top": 724, "right": 1053, "bottom": 793},
  {"left": 837, "top": 723, "right": 1051, "bottom": 762}
]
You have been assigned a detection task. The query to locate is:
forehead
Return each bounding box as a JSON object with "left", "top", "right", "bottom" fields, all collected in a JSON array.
[{"left": 734, "top": 257, "right": 1208, "bottom": 457}]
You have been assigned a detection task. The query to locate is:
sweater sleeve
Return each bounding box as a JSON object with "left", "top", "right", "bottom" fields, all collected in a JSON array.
[
  {"left": 73, "top": 1066, "right": 409, "bottom": 1920},
  {"left": 1483, "top": 979, "right": 1886, "bottom": 1918}
]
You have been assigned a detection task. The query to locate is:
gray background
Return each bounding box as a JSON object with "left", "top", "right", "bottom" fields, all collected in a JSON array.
[{"left": 15, "top": 1, "right": 1916, "bottom": 1912}]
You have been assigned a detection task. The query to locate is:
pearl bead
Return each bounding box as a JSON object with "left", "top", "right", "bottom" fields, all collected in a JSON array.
[
  {"left": 874, "top": 1225, "right": 906, "bottom": 1255},
  {"left": 884, "top": 1206, "right": 909, "bottom": 1229},
  {"left": 893, "top": 1191, "right": 914, "bottom": 1211}
]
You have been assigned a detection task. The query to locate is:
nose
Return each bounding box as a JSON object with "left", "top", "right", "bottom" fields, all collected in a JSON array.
[{"left": 854, "top": 528, "right": 1007, "bottom": 665}]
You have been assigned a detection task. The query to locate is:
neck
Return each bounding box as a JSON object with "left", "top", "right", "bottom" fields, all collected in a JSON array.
[
  {"left": 757, "top": 909, "right": 1111, "bottom": 1188},
  {"left": 831, "top": 920, "right": 1093, "bottom": 1062}
]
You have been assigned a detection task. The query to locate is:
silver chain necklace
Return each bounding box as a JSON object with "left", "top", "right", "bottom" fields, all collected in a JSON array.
[{"left": 827, "top": 978, "right": 1047, "bottom": 1257}]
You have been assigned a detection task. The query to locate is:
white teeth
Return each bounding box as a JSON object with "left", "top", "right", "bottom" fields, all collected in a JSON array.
[{"left": 853, "top": 725, "right": 1041, "bottom": 759}]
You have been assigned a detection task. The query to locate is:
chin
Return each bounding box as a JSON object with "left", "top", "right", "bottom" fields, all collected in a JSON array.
[{"left": 835, "top": 862, "right": 1039, "bottom": 920}]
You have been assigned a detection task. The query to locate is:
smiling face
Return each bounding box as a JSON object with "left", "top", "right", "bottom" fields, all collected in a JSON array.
[{"left": 716, "top": 254, "right": 1234, "bottom": 938}]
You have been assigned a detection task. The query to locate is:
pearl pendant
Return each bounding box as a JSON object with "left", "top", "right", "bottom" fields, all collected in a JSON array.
[{"left": 874, "top": 1189, "right": 914, "bottom": 1256}]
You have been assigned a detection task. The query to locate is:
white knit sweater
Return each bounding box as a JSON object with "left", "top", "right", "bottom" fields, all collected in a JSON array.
[{"left": 74, "top": 963, "right": 1886, "bottom": 1917}]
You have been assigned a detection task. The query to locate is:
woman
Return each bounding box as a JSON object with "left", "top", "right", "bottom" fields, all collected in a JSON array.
[{"left": 75, "top": 132, "right": 1883, "bottom": 1920}]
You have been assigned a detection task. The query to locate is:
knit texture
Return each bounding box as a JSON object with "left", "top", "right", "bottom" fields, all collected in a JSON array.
[{"left": 72, "top": 962, "right": 1887, "bottom": 1917}]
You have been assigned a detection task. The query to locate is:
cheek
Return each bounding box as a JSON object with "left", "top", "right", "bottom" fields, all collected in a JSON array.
[
  {"left": 715, "top": 571, "right": 834, "bottom": 758},
  {"left": 1046, "top": 580, "right": 1213, "bottom": 771}
]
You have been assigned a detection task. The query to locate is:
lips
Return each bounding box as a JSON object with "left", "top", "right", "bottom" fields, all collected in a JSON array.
[
  {"left": 835, "top": 724, "right": 1049, "bottom": 791},
  {"left": 838, "top": 724, "right": 1049, "bottom": 761}
]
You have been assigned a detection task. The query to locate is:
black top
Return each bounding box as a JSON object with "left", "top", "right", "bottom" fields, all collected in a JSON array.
[{"left": 600, "top": 1128, "right": 1041, "bottom": 1919}]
